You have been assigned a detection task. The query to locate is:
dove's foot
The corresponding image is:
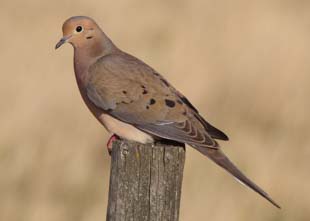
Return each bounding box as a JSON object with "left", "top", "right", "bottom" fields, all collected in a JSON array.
[{"left": 107, "top": 134, "right": 119, "bottom": 155}]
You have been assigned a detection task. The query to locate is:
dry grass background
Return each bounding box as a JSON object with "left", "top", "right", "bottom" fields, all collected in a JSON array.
[{"left": 1, "top": 0, "right": 309, "bottom": 220}]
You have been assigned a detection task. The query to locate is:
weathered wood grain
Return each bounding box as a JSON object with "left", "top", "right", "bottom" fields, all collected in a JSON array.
[{"left": 106, "top": 140, "right": 185, "bottom": 221}]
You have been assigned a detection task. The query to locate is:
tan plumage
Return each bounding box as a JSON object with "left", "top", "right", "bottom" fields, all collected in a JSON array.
[
  {"left": 87, "top": 53, "right": 220, "bottom": 148},
  {"left": 56, "top": 16, "right": 280, "bottom": 208}
]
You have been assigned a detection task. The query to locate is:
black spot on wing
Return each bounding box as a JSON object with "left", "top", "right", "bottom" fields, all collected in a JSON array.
[
  {"left": 149, "top": 98, "right": 156, "bottom": 105},
  {"left": 165, "top": 99, "right": 176, "bottom": 108}
]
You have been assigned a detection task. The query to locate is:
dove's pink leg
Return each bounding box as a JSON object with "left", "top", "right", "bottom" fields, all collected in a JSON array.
[{"left": 107, "top": 134, "right": 119, "bottom": 155}]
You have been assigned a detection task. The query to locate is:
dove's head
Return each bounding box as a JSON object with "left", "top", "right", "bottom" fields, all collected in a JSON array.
[{"left": 55, "top": 16, "right": 106, "bottom": 51}]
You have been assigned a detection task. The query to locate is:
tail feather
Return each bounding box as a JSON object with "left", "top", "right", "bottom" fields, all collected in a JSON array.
[{"left": 193, "top": 145, "right": 281, "bottom": 209}]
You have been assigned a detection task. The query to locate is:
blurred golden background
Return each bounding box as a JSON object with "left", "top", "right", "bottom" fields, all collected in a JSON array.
[{"left": 1, "top": 0, "right": 309, "bottom": 220}]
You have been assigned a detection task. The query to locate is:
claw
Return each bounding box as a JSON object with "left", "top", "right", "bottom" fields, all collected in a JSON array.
[{"left": 107, "top": 134, "right": 119, "bottom": 155}]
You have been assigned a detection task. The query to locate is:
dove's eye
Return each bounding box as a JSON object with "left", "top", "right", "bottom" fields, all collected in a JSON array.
[{"left": 75, "top": 26, "right": 83, "bottom": 32}]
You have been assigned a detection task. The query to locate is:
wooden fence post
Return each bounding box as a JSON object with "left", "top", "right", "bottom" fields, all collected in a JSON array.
[{"left": 106, "top": 139, "right": 186, "bottom": 221}]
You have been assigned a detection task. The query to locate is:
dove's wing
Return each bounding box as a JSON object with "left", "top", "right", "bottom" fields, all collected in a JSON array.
[{"left": 86, "top": 53, "right": 227, "bottom": 148}]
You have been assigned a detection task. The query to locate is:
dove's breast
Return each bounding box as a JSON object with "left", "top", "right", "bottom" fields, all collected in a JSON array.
[{"left": 99, "top": 113, "right": 154, "bottom": 144}]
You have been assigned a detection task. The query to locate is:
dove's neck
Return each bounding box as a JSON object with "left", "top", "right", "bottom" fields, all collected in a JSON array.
[{"left": 73, "top": 32, "right": 119, "bottom": 86}]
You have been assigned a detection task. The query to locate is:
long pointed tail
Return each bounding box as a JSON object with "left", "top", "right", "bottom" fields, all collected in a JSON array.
[{"left": 193, "top": 145, "right": 280, "bottom": 208}]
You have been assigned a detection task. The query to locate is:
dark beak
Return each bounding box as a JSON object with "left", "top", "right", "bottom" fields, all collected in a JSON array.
[{"left": 55, "top": 35, "right": 71, "bottom": 49}]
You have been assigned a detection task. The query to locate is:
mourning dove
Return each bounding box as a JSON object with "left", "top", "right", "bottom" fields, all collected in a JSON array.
[{"left": 56, "top": 16, "right": 280, "bottom": 208}]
